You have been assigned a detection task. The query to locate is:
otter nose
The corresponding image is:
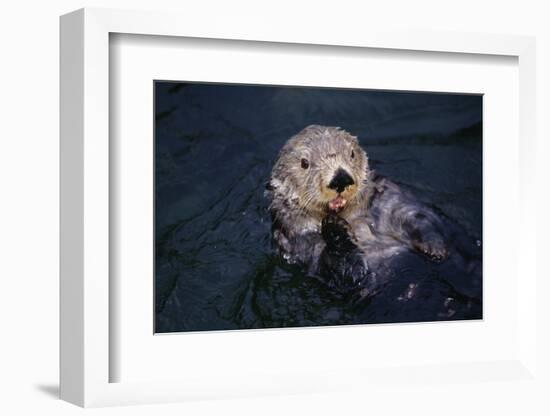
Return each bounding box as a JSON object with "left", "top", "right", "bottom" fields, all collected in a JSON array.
[{"left": 328, "top": 168, "right": 355, "bottom": 193}]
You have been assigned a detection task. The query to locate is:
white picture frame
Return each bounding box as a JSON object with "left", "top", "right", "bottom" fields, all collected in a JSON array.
[{"left": 60, "top": 7, "right": 538, "bottom": 408}]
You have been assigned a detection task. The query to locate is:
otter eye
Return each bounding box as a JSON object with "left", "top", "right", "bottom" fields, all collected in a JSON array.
[
  {"left": 351, "top": 150, "right": 355, "bottom": 159},
  {"left": 301, "top": 158, "right": 309, "bottom": 169}
]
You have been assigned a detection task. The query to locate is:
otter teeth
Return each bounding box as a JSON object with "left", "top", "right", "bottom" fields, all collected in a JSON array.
[{"left": 328, "top": 196, "right": 347, "bottom": 213}]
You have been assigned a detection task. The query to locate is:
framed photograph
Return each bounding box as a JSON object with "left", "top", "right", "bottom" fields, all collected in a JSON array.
[
  {"left": 153, "top": 82, "right": 483, "bottom": 334},
  {"left": 60, "top": 8, "right": 539, "bottom": 408}
]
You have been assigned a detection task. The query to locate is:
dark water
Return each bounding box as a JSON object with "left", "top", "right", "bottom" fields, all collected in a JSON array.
[{"left": 155, "top": 82, "right": 482, "bottom": 333}]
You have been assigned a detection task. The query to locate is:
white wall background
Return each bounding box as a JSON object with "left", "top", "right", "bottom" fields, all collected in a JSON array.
[{"left": 0, "top": 0, "right": 548, "bottom": 414}]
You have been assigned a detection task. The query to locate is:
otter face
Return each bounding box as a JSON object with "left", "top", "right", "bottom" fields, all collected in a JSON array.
[{"left": 269, "top": 125, "right": 370, "bottom": 218}]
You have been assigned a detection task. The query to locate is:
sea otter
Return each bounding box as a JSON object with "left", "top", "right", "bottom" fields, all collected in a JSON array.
[{"left": 266, "top": 125, "right": 453, "bottom": 296}]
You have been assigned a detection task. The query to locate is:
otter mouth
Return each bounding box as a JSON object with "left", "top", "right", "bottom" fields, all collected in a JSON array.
[{"left": 327, "top": 195, "right": 347, "bottom": 213}]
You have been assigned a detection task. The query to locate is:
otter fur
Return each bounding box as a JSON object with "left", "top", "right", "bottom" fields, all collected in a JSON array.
[{"left": 266, "top": 125, "right": 451, "bottom": 296}]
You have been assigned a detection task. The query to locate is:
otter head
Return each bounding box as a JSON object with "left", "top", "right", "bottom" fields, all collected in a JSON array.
[{"left": 268, "top": 125, "right": 370, "bottom": 219}]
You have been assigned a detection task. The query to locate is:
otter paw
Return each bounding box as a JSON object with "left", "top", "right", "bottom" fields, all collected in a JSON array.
[
  {"left": 319, "top": 246, "right": 371, "bottom": 295},
  {"left": 321, "top": 214, "right": 356, "bottom": 252},
  {"left": 412, "top": 234, "right": 448, "bottom": 262}
]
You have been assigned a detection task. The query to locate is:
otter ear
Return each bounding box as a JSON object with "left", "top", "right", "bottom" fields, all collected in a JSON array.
[{"left": 265, "top": 181, "right": 276, "bottom": 191}]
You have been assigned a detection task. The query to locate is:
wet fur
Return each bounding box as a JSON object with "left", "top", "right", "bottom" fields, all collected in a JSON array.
[{"left": 266, "top": 125, "right": 450, "bottom": 296}]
